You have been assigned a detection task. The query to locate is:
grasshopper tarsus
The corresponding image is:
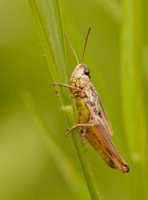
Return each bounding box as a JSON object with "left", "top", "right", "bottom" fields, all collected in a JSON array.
[
  {"left": 83, "top": 141, "right": 88, "bottom": 152},
  {"left": 64, "top": 132, "right": 68, "bottom": 137},
  {"left": 65, "top": 129, "right": 70, "bottom": 137}
]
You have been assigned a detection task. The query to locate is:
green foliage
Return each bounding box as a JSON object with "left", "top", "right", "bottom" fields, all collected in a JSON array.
[{"left": 120, "top": 0, "right": 147, "bottom": 199}]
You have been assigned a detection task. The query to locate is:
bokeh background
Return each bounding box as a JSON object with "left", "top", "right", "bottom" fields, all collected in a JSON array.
[{"left": 0, "top": 0, "right": 148, "bottom": 200}]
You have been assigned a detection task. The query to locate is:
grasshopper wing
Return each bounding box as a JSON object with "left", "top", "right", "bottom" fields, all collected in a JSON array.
[
  {"left": 87, "top": 104, "right": 126, "bottom": 166},
  {"left": 97, "top": 97, "right": 113, "bottom": 136}
]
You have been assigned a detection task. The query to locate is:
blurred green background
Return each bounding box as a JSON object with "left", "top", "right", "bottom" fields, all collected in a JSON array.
[{"left": 0, "top": 0, "right": 148, "bottom": 200}]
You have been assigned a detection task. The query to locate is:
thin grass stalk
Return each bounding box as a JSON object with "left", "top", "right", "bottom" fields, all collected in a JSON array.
[
  {"left": 21, "top": 90, "right": 89, "bottom": 200},
  {"left": 120, "top": 0, "right": 147, "bottom": 199},
  {"left": 28, "top": 0, "right": 100, "bottom": 199}
]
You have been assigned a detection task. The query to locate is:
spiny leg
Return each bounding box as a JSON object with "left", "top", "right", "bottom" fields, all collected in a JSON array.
[
  {"left": 79, "top": 128, "right": 88, "bottom": 151},
  {"left": 65, "top": 123, "right": 96, "bottom": 137},
  {"left": 81, "top": 128, "right": 88, "bottom": 152}
]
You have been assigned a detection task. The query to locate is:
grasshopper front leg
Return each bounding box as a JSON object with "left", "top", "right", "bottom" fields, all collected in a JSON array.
[
  {"left": 53, "top": 82, "right": 81, "bottom": 91},
  {"left": 53, "top": 82, "right": 82, "bottom": 96}
]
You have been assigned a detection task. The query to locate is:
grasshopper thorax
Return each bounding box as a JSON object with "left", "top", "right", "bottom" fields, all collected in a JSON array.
[{"left": 70, "top": 64, "right": 91, "bottom": 91}]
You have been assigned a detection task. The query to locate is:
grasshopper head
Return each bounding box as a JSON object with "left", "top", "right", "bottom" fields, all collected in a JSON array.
[
  {"left": 64, "top": 27, "right": 91, "bottom": 93},
  {"left": 70, "top": 64, "right": 91, "bottom": 89}
]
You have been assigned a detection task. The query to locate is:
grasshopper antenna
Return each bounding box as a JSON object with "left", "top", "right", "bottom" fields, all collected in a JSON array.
[
  {"left": 81, "top": 27, "right": 91, "bottom": 65},
  {"left": 64, "top": 33, "right": 79, "bottom": 65}
]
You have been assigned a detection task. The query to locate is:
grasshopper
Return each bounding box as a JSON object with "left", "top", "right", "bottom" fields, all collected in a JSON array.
[{"left": 53, "top": 27, "right": 130, "bottom": 173}]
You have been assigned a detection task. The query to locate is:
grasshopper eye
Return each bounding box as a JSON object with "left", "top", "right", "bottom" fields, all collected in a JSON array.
[{"left": 84, "top": 68, "right": 90, "bottom": 75}]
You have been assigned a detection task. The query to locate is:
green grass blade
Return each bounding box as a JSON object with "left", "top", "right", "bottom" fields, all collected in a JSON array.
[
  {"left": 28, "top": 0, "right": 67, "bottom": 106},
  {"left": 28, "top": 0, "right": 100, "bottom": 199},
  {"left": 21, "top": 90, "right": 89, "bottom": 200},
  {"left": 120, "top": 0, "right": 147, "bottom": 199}
]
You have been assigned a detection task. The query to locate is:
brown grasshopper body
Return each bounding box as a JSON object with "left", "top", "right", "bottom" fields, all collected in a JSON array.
[{"left": 53, "top": 28, "right": 130, "bottom": 173}]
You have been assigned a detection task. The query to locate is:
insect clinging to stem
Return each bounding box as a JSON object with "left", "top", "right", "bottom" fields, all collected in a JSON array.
[{"left": 53, "top": 27, "right": 130, "bottom": 173}]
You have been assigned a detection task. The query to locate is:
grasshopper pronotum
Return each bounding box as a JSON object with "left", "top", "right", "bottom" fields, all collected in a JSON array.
[{"left": 53, "top": 27, "right": 130, "bottom": 173}]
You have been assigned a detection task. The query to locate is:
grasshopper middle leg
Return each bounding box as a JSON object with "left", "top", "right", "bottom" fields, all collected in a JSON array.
[{"left": 65, "top": 123, "right": 96, "bottom": 137}]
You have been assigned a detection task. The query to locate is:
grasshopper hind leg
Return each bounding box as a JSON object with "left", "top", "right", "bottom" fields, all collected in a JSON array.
[{"left": 79, "top": 128, "right": 88, "bottom": 152}]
